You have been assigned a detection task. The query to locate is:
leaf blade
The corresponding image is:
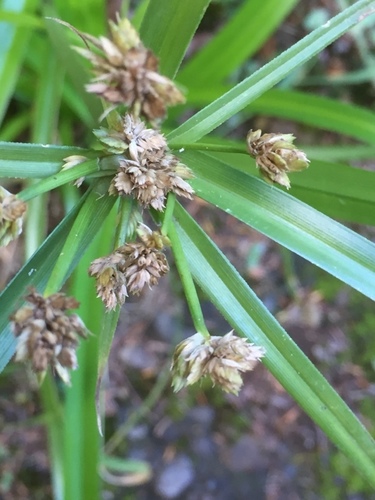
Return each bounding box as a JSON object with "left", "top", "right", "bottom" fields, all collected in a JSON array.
[
  {"left": 174, "top": 203, "right": 375, "bottom": 487},
  {"left": 140, "top": 0, "right": 210, "bottom": 77},
  {"left": 181, "top": 150, "right": 375, "bottom": 300},
  {"left": 168, "top": 0, "right": 375, "bottom": 144}
]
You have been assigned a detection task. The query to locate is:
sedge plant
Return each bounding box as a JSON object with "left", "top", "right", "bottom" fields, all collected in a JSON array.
[{"left": 1, "top": 0, "right": 375, "bottom": 498}]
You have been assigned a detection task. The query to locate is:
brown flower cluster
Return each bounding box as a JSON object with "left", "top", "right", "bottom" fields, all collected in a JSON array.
[
  {"left": 0, "top": 186, "right": 27, "bottom": 247},
  {"left": 89, "top": 227, "right": 169, "bottom": 310},
  {"left": 96, "top": 114, "right": 194, "bottom": 210},
  {"left": 247, "top": 129, "right": 309, "bottom": 189},
  {"left": 11, "top": 289, "right": 87, "bottom": 384},
  {"left": 74, "top": 17, "right": 185, "bottom": 122},
  {"left": 171, "top": 331, "right": 266, "bottom": 395}
]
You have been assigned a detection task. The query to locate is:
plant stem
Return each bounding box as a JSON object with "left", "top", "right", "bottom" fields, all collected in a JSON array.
[
  {"left": 167, "top": 222, "right": 210, "bottom": 339},
  {"left": 161, "top": 193, "right": 176, "bottom": 236},
  {"left": 113, "top": 197, "right": 137, "bottom": 246}
]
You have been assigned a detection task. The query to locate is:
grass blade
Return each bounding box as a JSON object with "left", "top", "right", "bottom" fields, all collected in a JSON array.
[
  {"left": 173, "top": 203, "right": 375, "bottom": 487},
  {"left": 181, "top": 150, "right": 375, "bottom": 300},
  {"left": 179, "top": 0, "right": 297, "bottom": 85},
  {"left": 0, "top": 0, "right": 38, "bottom": 123},
  {"left": 168, "top": 0, "right": 375, "bottom": 144},
  {"left": 140, "top": 0, "right": 210, "bottom": 77}
]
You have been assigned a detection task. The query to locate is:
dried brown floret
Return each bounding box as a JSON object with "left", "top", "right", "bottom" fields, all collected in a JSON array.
[
  {"left": 171, "top": 331, "right": 265, "bottom": 395},
  {"left": 74, "top": 17, "right": 185, "bottom": 123},
  {"left": 11, "top": 289, "right": 87, "bottom": 384},
  {"left": 95, "top": 114, "right": 194, "bottom": 210},
  {"left": 246, "top": 129, "right": 309, "bottom": 189},
  {"left": 89, "top": 226, "right": 170, "bottom": 310},
  {"left": 0, "top": 186, "right": 27, "bottom": 247}
]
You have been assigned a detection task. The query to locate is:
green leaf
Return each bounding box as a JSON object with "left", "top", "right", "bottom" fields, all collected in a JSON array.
[
  {"left": 0, "top": 141, "right": 91, "bottom": 178},
  {"left": 247, "top": 89, "right": 375, "bottom": 146},
  {"left": 168, "top": 0, "right": 375, "bottom": 144},
  {"left": 140, "top": 0, "right": 210, "bottom": 77},
  {"left": 0, "top": 112, "right": 29, "bottom": 141},
  {"left": 173, "top": 203, "right": 375, "bottom": 488},
  {"left": 0, "top": 0, "right": 39, "bottom": 123},
  {"left": 31, "top": 43, "right": 65, "bottom": 143},
  {"left": 180, "top": 149, "right": 375, "bottom": 300},
  {"left": 184, "top": 86, "right": 375, "bottom": 146},
  {"left": 44, "top": 15, "right": 102, "bottom": 127},
  {"left": 45, "top": 179, "right": 116, "bottom": 294},
  {"left": 0, "top": 9, "right": 42, "bottom": 28},
  {"left": 179, "top": 0, "right": 298, "bottom": 85},
  {"left": 208, "top": 150, "right": 375, "bottom": 226},
  {"left": 18, "top": 159, "right": 100, "bottom": 201},
  {"left": 53, "top": 0, "right": 106, "bottom": 34}
]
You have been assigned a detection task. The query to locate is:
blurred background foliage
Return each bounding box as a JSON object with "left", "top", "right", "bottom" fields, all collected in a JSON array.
[{"left": 1, "top": 0, "right": 375, "bottom": 499}]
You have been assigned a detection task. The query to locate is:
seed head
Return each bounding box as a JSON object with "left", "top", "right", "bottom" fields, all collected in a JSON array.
[
  {"left": 171, "top": 331, "right": 265, "bottom": 395},
  {"left": 74, "top": 17, "right": 185, "bottom": 123},
  {"left": 246, "top": 129, "right": 309, "bottom": 189},
  {"left": 11, "top": 289, "right": 87, "bottom": 384},
  {"left": 89, "top": 227, "right": 170, "bottom": 310},
  {"left": 96, "top": 114, "right": 194, "bottom": 210},
  {"left": 88, "top": 252, "right": 128, "bottom": 311},
  {"left": 0, "top": 187, "right": 27, "bottom": 247}
]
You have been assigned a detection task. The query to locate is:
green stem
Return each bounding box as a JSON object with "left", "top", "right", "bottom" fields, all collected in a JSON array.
[
  {"left": 39, "top": 373, "right": 65, "bottom": 500},
  {"left": 113, "top": 197, "right": 136, "bottom": 246},
  {"left": 161, "top": 193, "right": 176, "bottom": 236},
  {"left": 167, "top": 222, "right": 210, "bottom": 339}
]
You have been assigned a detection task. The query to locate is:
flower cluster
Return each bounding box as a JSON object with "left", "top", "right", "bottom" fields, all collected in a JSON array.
[
  {"left": 171, "top": 331, "right": 265, "bottom": 395},
  {"left": 89, "top": 226, "right": 169, "bottom": 310},
  {"left": 246, "top": 129, "right": 309, "bottom": 189},
  {"left": 11, "top": 289, "right": 87, "bottom": 384},
  {"left": 74, "top": 17, "right": 185, "bottom": 123},
  {"left": 0, "top": 186, "right": 27, "bottom": 247},
  {"left": 96, "top": 114, "right": 194, "bottom": 210}
]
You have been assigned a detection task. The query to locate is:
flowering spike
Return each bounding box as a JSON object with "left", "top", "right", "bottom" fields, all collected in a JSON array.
[
  {"left": 171, "top": 331, "right": 265, "bottom": 395},
  {"left": 89, "top": 227, "right": 170, "bottom": 310},
  {"left": 11, "top": 289, "right": 87, "bottom": 385},
  {"left": 73, "top": 17, "right": 185, "bottom": 123},
  {"left": 98, "top": 114, "right": 194, "bottom": 210},
  {"left": 246, "top": 129, "right": 309, "bottom": 189}
]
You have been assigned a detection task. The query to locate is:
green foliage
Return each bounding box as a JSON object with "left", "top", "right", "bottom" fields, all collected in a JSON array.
[{"left": 1, "top": 0, "right": 375, "bottom": 498}]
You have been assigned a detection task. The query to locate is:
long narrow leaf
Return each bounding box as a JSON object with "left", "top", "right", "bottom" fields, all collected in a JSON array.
[
  {"left": 180, "top": 150, "right": 375, "bottom": 300},
  {"left": 179, "top": 0, "right": 297, "bottom": 85},
  {"left": 0, "top": 141, "right": 90, "bottom": 178},
  {"left": 208, "top": 151, "right": 375, "bottom": 225},
  {"left": 140, "top": 0, "right": 210, "bottom": 78},
  {"left": 44, "top": 15, "right": 102, "bottom": 127},
  {"left": 18, "top": 160, "right": 100, "bottom": 201},
  {"left": 248, "top": 89, "right": 375, "bottom": 146},
  {"left": 173, "top": 203, "right": 375, "bottom": 487},
  {"left": 168, "top": 0, "right": 375, "bottom": 144},
  {"left": 0, "top": 0, "right": 38, "bottom": 123},
  {"left": 184, "top": 86, "right": 375, "bottom": 146}
]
